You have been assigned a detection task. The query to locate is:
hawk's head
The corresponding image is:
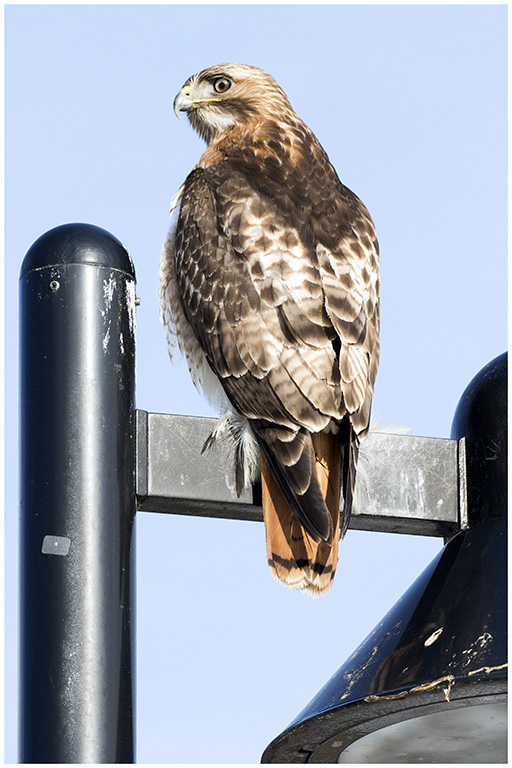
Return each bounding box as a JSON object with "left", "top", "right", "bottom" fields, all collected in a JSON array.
[{"left": 173, "top": 63, "right": 294, "bottom": 144}]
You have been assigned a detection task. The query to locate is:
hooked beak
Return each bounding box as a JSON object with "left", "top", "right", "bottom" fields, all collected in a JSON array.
[{"left": 173, "top": 85, "right": 194, "bottom": 119}]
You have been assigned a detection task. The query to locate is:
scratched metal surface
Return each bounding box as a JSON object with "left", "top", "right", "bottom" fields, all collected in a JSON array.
[{"left": 136, "top": 411, "right": 461, "bottom": 537}]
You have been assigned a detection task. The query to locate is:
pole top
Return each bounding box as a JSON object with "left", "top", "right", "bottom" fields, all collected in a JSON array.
[{"left": 20, "top": 223, "right": 135, "bottom": 279}]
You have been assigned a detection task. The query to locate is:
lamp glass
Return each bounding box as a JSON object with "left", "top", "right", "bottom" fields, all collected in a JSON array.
[{"left": 338, "top": 702, "right": 507, "bottom": 764}]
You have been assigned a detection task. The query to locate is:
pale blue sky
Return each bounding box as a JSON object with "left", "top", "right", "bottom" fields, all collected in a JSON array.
[{"left": 5, "top": 4, "right": 507, "bottom": 763}]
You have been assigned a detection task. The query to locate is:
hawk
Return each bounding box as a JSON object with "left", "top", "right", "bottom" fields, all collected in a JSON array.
[{"left": 160, "top": 64, "right": 379, "bottom": 595}]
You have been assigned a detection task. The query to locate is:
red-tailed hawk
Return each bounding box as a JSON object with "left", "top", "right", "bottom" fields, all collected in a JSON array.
[{"left": 160, "top": 64, "right": 379, "bottom": 595}]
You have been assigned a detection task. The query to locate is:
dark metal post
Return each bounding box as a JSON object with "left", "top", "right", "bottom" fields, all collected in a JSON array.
[{"left": 19, "top": 224, "right": 136, "bottom": 763}]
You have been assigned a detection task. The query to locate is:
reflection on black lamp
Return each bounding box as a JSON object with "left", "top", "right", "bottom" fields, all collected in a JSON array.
[{"left": 262, "top": 353, "right": 507, "bottom": 764}]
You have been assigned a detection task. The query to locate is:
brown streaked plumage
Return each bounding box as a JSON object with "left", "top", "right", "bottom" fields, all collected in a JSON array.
[{"left": 159, "top": 63, "right": 380, "bottom": 595}]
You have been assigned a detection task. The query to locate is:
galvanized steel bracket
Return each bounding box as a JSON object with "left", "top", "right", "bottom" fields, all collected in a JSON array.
[{"left": 136, "top": 411, "right": 466, "bottom": 538}]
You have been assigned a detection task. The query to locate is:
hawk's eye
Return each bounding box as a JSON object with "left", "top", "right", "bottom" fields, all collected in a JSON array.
[{"left": 213, "top": 77, "right": 232, "bottom": 94}]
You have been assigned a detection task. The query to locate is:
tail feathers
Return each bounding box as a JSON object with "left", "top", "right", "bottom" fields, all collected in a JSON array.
[
  {"left": 256, "top": 425, "right": 334, "bottom": 544},
  {"left": 204, "top": 411, "right": 357, "bottom": 595},
  {"left": 261, "top": 430, "right": 341, "bottom": 596}
]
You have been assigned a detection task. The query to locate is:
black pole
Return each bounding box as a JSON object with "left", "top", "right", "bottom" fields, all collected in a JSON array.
[{"left": 19, "top": 224, "right": 136, "bottom": 763}]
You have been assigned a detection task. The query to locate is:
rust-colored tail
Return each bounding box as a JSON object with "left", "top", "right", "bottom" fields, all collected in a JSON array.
[{"left": 261, "top": 431, "right": 341, "bottom": 596}]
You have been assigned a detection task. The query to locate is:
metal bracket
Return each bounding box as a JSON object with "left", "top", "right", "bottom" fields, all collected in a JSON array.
[
  {"left": 457, "top": 437, "right": 469, "bottom": 531},
  {"left": 136, "top": 411, "right": 463, "bottom": 538}
]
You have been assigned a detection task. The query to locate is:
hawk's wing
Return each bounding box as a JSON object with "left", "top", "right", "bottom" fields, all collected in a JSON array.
[{"left": 172, "top": 153, "right": 379, "bottom": 542}]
